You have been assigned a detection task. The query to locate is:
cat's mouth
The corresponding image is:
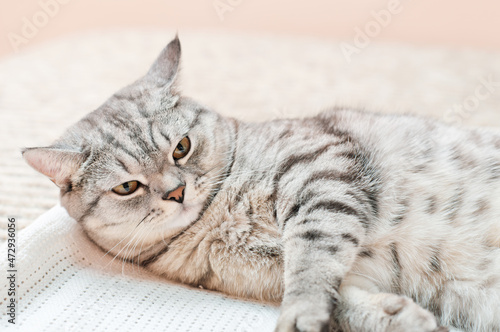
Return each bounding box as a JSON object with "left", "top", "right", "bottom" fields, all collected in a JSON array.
[{"left": 158, "top": 201, "right": 203, "bottom": 232}]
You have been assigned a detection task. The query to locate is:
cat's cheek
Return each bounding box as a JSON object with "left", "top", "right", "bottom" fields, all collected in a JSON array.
[
  {"left": 80, "top": 216, "right": 137, "bottom": 254},
  {"left": 183, "top": 176, "right": 209, "bottom": 207}
]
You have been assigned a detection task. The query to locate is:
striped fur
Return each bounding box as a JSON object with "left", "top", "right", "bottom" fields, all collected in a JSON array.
[{"left": 23, "top": 37, "right": 500, "bottom": 332}]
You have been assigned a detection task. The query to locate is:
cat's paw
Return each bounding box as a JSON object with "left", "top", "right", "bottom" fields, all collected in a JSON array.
[
  {"left": 275, "top": 298, "right": 331, "bottom": 332},
  {"left": 375, "top": 293, "right": 446, "bottom": 332}
]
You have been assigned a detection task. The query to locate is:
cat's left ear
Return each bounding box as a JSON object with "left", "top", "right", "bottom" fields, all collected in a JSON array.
[
  {"left": 146, "top": 35, "right": 181, "bottom": 88},
  {"left": 22, "top": 147, "right": 86, "bottom": 189}
]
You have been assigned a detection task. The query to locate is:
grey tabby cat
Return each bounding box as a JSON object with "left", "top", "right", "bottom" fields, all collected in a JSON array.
[{"left": 23, "top": 37, "right": 500, "bottom": 332}]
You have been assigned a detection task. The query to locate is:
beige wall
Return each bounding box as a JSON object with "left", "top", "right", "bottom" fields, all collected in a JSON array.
[{"left": 1, "top": 0, "right": 499, "bottom": 58}]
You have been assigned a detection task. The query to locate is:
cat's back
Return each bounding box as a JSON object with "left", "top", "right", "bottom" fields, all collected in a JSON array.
[
  {"left": 324, "top": 108, "right": 500, "bottom": 226},
  {"left": 230, "top": 108, "right": 500, "bottom": 225},
  {"left": 322, "top": 108, "right": 500, "bottom": 192}
]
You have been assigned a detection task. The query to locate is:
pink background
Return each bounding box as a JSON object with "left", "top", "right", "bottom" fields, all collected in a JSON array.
[{"left": 1, "top": 0, "right": 499, "bottom": 58}]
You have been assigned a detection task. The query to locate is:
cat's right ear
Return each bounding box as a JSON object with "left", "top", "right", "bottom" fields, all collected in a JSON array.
[
  {"left": 145, "top": 35, "right": 181, "bottom": 88},
  {"left": 22, "top": 147, "right": 86, "bottom": 189}
]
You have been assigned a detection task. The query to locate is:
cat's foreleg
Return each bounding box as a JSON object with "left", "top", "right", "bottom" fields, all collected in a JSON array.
[{"left": 274, "top": 196, "right": 368, "bottom": 332}]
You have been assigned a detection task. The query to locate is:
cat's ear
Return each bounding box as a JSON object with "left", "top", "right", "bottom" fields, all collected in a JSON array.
[
  {"left": 146, "top": 35, "right": 181, "bottom": 88},
  {"left": 22, "top": 147, "right": 86, "bottom": 188}
]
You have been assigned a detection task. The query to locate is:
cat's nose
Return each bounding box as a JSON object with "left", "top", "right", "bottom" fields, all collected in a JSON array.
[{"left": 162, "top": 185, "right": 185, "bottom": 203}]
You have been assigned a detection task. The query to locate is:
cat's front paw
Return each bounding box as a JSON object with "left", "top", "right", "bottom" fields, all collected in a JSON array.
[
  {"left": 375, "top": 293, "right": 447, "bottom": 332},
  {"left": 275, "top": 298, "right": 332, "bottom": 332}
]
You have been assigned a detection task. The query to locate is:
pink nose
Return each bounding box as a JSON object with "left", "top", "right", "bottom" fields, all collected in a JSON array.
[{"left": 162, "top": 185, "right": 185, "bottom": 203}]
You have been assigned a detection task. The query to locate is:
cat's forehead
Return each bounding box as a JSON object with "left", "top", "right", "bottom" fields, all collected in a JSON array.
[
  {"left": 104, "top": 91, "right": 197, "bottom": 128},
  {"left": 79, "top": 97, "right": 193, "bottom": 139},
  {"left": 69, "top": 103, "right": 194, "bottom": 163}
]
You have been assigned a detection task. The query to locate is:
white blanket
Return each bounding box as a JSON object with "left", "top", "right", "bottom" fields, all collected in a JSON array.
[
  {"left": 0, "top": 205, "right": 465, "bottom": 331},
  {"left": 0, "top": 205, "right": 279, "bottom": 331}
]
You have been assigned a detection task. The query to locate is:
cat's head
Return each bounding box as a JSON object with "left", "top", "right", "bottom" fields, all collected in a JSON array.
[{"left": 23, "top": 37, "right": 235, "bottom": 259}]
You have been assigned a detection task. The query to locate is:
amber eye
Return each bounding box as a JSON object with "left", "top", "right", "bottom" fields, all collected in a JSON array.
[
  {"left": 173, "top": 136, "right": 191, "bottom": 160},
  {"left": 112, "top": 181, "right": 139, "bottom": 195}
]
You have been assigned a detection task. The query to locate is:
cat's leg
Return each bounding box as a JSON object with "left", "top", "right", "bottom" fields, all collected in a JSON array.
[
  {"left": 274, "top": 188, "right": 370, "bottom": 332},
  {"left": 335, "top": 275, "right": 445, "bottom": 332}
]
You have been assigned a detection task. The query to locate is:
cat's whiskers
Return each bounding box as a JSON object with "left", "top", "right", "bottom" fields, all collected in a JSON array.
[
  {"left": 199, "top": 164, "right": 223, "bottom": 178},
  {"left": 99, "top": 210, "right": 153, "bottom": 263},
  {"left": 204, "top": 164, "right": 287, "bottom": 191},
  {"left": 136, "top": 211, "right": 152, "bottom": 227},
  {"left": 205, "top": 167, "right": 275, "bottom": 184},
  {"left": 136, "top": 220, "right": 157, "bottom": 268},
  {"left": 106, "top": 224, "right": 147, "bottom": 270},
  {"left": 127, "top": 212, "right": 160, "bottom": 271},
  {"left": 99, "top": 224, "right": 142, "bottom": 262},
  {"left": 121, "top": 224, "right": 150, "bottom": 275},
  {"left": 113, "top": 232, "right": 140, "bottom": 271},
  {"left": 123, "top": 228, "right": 141, "bottom": 269}
]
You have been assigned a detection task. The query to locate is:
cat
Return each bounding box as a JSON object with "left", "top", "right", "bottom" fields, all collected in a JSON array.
[{"left": 22, "top": 36, "right": 500, "bottom": 332}]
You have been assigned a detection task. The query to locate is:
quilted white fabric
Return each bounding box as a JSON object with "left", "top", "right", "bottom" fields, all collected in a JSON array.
[
  {"left": 0, "top": 206, "right": 465, "bottom": 332},
  {"left": 0, "top": 205, "right": 280, "bottom": 331}
]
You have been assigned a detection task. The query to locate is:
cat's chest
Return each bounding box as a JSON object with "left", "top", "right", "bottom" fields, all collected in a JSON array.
[{"left": 219, "top": 174, "right": 278, "bottom": 231}]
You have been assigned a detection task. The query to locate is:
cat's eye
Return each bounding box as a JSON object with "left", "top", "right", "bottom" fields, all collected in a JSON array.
[
  {"left": 112, "top": 181, "right": 139, "bottom": 195},
  {"left": 173, "top": 136, "right": 191, "bottom": 160}
]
